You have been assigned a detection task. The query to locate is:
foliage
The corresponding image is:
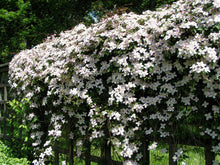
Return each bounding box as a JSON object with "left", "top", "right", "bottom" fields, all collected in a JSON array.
[
  {"left": 0, "top": 140, "right": 29, "bottom": 165},
  {"left": 0, "top": 0, "right": 93, "bottom": 63},
  {"left": 0, "top": 0, "right": 177, "bottom": 64},
  {"left": 90, "top": 0, "right": 176, "bottom": 21},
  {"left": 7, "top": 98, "right": 35, "bottom": 160},
  {"left": 0, "top": 0, "right": 177, "bottom": 63},
  {"left": 8, "top": 0, "right": 220, "bottom": 164}
]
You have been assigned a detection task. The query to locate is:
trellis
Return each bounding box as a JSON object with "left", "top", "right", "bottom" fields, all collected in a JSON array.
[
  {"left": 0, "top": 63, "right": 24, "bottom": 143},
  {"left": 0, "top": 63, "right": 9, "bottom": 140}
]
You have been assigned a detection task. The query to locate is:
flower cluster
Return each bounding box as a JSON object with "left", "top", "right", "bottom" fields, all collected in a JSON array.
[
  {"left": 173, "top": 148, "right": 184, "bottom": 162},
  {"left": 9, "top": 0, "right": 219, "bottom": 164}
]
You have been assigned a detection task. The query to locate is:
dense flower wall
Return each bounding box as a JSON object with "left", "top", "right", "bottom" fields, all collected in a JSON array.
[{"left": 9, "top": 0, "right": 219, "bottom": 164}]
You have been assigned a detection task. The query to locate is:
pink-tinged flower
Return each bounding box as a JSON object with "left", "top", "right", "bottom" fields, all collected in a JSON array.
[
  {"left": 204, "top": 113, "right": 212, "bottom": 120},
  {"left": 44, "top": 147, "right": 52, "bottom": 156},
  {"left": 124, "top": 160, "right": 138, "bottom": 165},
  {"left": 148, "top": 142, "right": 157, "bottom": 150},
  {"left": 210, "top": 131, "right": 217, "bottom": 139},
  {"left": 214, "top": 13, "right": 220, "bottom": 22},
  {"left": 190, "top": 61, "right": 210, "bottom": 73},
  {"left": 213, "top": 0, "right": 220, "bottom": 8}
]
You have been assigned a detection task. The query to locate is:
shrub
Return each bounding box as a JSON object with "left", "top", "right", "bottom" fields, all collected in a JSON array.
[{"left": 0, "top": 141, "right": 29, "bottom": 165}]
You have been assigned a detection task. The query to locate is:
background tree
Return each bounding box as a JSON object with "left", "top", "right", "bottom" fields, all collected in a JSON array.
[
  {"left": 0, "top": 0, "right": 176, "bottom": 64},
  {"left": 0, "top": 0, "right": 92, "bottom": 63},
  {"left": 89, "top": 0, "right": 176, "bottom": 22}
]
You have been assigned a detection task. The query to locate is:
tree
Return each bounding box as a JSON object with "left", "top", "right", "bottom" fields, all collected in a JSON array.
[
  {"left": 0, "top": 0, "right": 93, "bottom": 63},
  {"left": 89, "top": 0, "right": 176, "bottom": 22},
  {"left": 1, "top": 0, "right": 177, "bottom": 64}
]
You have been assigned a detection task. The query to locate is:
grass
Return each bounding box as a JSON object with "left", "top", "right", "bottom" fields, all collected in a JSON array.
[
  {"left": 0, "top": 140, "right": 219, "bottom": 165},
  {"left": 150, "top": 145, "right": 220, "bottom": 165},
  {"left": 59, "top": 144, "right": 220, "bottom": 165}
]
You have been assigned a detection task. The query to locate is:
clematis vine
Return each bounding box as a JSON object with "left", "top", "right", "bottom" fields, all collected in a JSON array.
[{"left": 9, "top": 0, "right": 219, "bottom": 164}]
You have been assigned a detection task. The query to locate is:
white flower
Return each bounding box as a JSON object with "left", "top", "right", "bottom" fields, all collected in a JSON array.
[
  {"left": 173, "top": 148, "right": 183, "bottom": 162},
  {"left": 202, "top": 101, "right": 209, "bottom": 108},
  {"left": 44, "top": 147, "right": 52, "bottom": 156},
  {"left": 213, "top": 0, "right": 220, "bottom": 8},
  {"left": 69, "top": 88, "right": 78, "bottom": 95},
  {"left": 48, "top": 130, "right": 62, "bottom": 137},
  {"left": 212, "top": 143, "right": 220, "bottom": 152},
  {"left": 136, "top": 153, "right": 143, "bottom": 161},
  {"left": 212, "top": 105, "right": 219, "bottom": 114},
  {"left": 205, "top": 113, "right": 212, "bottom": 120},
  {"left": 210, "top": 131, "right": 217, "bottom": 139},
  {"left": 43, "top": 140, "right": 51, "bottom": 147},
  {"left": 39, "top": 153, "right": 45, "bottom": 159},
  {"left": 69, "top": 132, "right": 74, "bottom": 139},
  {"left": 160, "top": 148, "right": 168, "bottom": 153},
  {"left": 173, "top": 155, "right": 178, "bottom": 162},
  {"left": 145, "top": 128, "right": 153, "bottom": 135},
  {"left": 190, "top": 61, "right": 210, "bottom": 73},
  {"left": 28, "top": 113, "right": 35, "bottom": 120},
  {"left": 109, "top": 111, "right": 121, "bottom": 120},
  {"left": 123, "top": 160, "right": 138, "bottom": 165},
  {"left": 214, "top": 14, "right": 220, "bottom": 23},
  {"left": 76, "top": 140, "right": 83, "bottom": 146},
  {"left": 148, "top": 142, "right": 157, "bottom": 150},
  {"left": 112, "top": 126, "right": 125, "bottom": 136},
  {"left": 205, "top": 47, "right": 218, "bottom": 62}
]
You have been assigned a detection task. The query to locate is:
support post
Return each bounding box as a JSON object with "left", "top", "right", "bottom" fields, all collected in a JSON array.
[
  {"left": 105, "top": 139, "right": 112, "bottom": 165},
  {"left": 54, "top": 142, "right": 59, "bottom": 165},
  {"left": 99, "top": 141, "right": 105, "bottom": 165},
  {"left": 69, "top": 139, "right": 74, "bottom": 165},
  {"left": 169, "top": 140, "right": 177, "bottom": 165},
  {"left": 85, "top": 140, "right": 91, "bottom": 165},
  {"left": 205, "top": 145, "right": 215, "bottom": 165},
  {"left": 142, "top": 138, "right": 150, "bottom": 165}
]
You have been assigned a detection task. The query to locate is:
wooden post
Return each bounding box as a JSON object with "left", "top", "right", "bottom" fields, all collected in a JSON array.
[
  {"left": 142, "top": 138, "right": 150, "bottom": 165},
  {"left": 85, "top": 140, "right": 91, "bottom": 165},
  {"left": 0, "top": 64, "right": 9, "bottom": 142},
  {"left": 99, "top": 141, "right": 105, "bottom": 165},
  {"left": 54, "top": 142, "right": 59, "bottom": 165},
  {"left": 3, "top": 86, "right": 7, "bottom": 139},
  {"left": 205, "top": 145, "right": 215, "bottom": 165},
  {"left": 69, "top": 139, "right": 74, "bottom": 165},
  {"left": 169, "top": 140, "right": 177, "bottom": 165},
  {"left": 105, "top": 140, "right": 112, "bottom": 165}
]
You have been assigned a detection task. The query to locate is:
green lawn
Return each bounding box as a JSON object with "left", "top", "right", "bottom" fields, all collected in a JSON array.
[
  {"left": 0, "top": 140, "right": 219, "bottom": 165},
  {"left": 60, "top": 144, "right": 220, "bottom": 165}
]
